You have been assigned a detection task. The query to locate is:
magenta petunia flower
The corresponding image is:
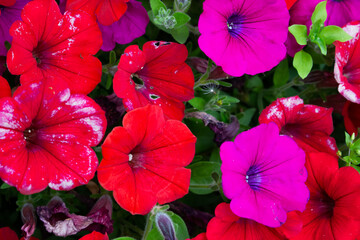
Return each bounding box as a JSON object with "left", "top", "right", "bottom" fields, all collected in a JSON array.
[
  {"left": 0, "top": 0, "right": 32, "bottom": 56},
  {"left": 287, "top": 0, "right": 360, "bottom": 56},
  {"left": 99, "top": 0, "right": 149, "bottom": 51},
  {"left": 220, "top": 123, "right": 309, "bottom": 227},
  {"left": 198, "top": 0, "right": 290, "bottom": 77}
]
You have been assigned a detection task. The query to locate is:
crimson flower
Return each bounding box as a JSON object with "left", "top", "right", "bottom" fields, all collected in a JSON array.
[
  {"left": 0, "top": 81, "right": 106, "bottom": 194},
  {"left": 0, "top": 227, "right": 39, "bottom": 240},
  {"left": 334, "top": 21, "right": 360, "bottom": 104},
  {"left": 7, "top": 0, "right": 102, "bottom": 95},
  {"left": 66, "top": 0, "right": 129, "bottom": 26},
  {"left": 0, "top": 0, "right": 16, "bottom": 7},
  {"left": 97, "top": 105, "right": 196, "bottom": 215},
  {"left": 0, "top": 76, "right": 11, "bottom": 98},
  {"left": 79, "top": 231, "right": 109, "bottom": 240},
  {"left": 259, "top": 96, "right": 337, "bottom": 156},
  {"left": 293, "top": 152, "right": 360, "bottom": 239},
  {"left": 205, "top": 203, "right": 302, "bottom": 240},
  {"left": 343, "top": 100, "right": 360, "bottom": 136},
  {"left": 113, "top": 41, "right": 195, "bottom": 120}
]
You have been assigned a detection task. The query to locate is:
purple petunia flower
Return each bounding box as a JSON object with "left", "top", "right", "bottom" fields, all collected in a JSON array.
[
  {"left": 220, "top": 122, "right": 309, "bottom": 227},
  {"left": 286, "top": 0, "right": 360, "bottom": 56},
  {"left": 198, "top": 0, "right": 290, "bottom": 77},
  {"left": 99, "top": 0, "right": 149, "bottom": 51},
  {"left": 0, "top": 0, "right": 31, "bottom": 56}
]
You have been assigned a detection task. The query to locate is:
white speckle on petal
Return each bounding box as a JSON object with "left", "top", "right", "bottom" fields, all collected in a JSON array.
[{"left": 49, "top": 179, "right": 74, "bottom": 190}]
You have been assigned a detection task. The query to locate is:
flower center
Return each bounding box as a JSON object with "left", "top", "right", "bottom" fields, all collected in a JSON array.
[
  {"left": 246, "top": 166, "right": 262, "bottom": 190},
  {"left": 23, "top": 127, "right": 37, "bottom": 147},
  {"left": 227, "top": 13, "right": 244, "bottom": 38},
  {"left": 128, "top": 152, "right": 145, "bottom": 171},
  {"left": 317, "top": 191, "right": 336, "bottom": 218}
]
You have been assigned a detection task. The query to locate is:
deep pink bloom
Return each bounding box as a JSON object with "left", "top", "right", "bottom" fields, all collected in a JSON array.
[
  {"left": 293, "top": 152, "right": 360, "bottom": 239},
  {"left": 287, "top": 0, "right": 360, "bottom": 56},
  {"left": 220, "top": 123, "right": 308, "bottom": 227},
  {"left": 99, "top": 0, "right": 149, "bottom": 51},
  {"left": 259, "top": 96, "right": 338, "bottom": 156},
  {"left": 334, "top": 21, "right": 360, "bottom": 103},
  {"left": 0, "top": 81, "right": 106, "bottom": 194},
  {"left": 205, "top": 203, "right": 302, "bottom": 240},
  {"left": 0, "top": 76, "right": 11, "bottom": 98},
  {"left": 198, "top": 0, "right": 289, "bottom": 77},
  {"left": 0, "top": 0, "right": 31, "bottom": 56},
  {"left": 66, "top": 0, "right": 129, "bottom": 26},
  {"left": 98, "top": 105, "right": 196, "bottom": 215},
  {"left": 79, "top": 231, "right": 109, "bottom": 240},
  {"left": 342, "top": 100, "right": 360, "bottom": 136},
  {"left": 113, "top": 41, "right": 195, "bottom": 120},
  {"left": 7, "top": 0, "right": 103, "bottom": 95}
]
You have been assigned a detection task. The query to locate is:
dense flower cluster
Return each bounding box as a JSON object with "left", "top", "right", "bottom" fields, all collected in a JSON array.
[{"left": 1, "top": 0, "right": 360, "bottom": 239}]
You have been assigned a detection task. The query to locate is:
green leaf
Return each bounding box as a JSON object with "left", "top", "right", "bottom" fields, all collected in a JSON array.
[
  {"left": 189, "top": 161, "right": 221, "bottom": 195},
  {"left": 245, "top": 76, "right": 263, "bottom": 92},
  {"left": 188, "top": 97, "right": 206, "bottom": 110},
  {"left": 113, "top": 237, "right": 137, "bottom": 240},
  {"left": 173, "top": 12, "right": 191, "bottom": 28},
  {"left": 237, "top": 108, "right": 256, "bottom": 126},
  {"left": 319, "top": 25, "right": 353, "bottom": 44},
  {"left": 0, "top": 183, "right": 12, "bottom": 189},
  {"left": 217, "top": 80, "right": 232, "bottom": 87},
  {"left": 351, "top": 164, "right": 360, "bottom": 174},
  {"left": 273, "top": 58, "right": 289, "bottom": 87},
  {"left": 293, "top": 50, "right": 313, "bottom": 79},
  {"left": 150, "top": 0, "right": 167, "bottom": 16},
  {"left": 311, "top": 1, "right": 327, "bottom": 25},
  {"left": 109, "top": 50, "right": 116, "bottom": 65},
  {"left": 221, "top": 95, "right": 240, "bottom": 104},
  {"left": 289, "top": 25, "right": 308, "bottom": 45},
  {"left": 169, "top": 24, "right": 189, "bottom": 43},
  {"left": 345, "top": 132, "right": 352, "bottom": 147}
]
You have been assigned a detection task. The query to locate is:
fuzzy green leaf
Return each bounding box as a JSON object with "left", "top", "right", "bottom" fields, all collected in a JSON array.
[{"left": 293, "top": 50, "right": 313, "bottom": 79}]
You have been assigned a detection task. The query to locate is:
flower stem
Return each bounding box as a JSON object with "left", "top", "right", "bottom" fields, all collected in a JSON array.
[{"left": 141, "top": 213, "right": 154, "bottom": 240}]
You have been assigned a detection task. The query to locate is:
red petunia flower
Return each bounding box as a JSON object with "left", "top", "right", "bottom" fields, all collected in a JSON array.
[
  {"left": 0, "top": 81, "right": 106, "bottom": 194},
  {"left": 0, "top": 227, "right": 39, "bottom": 240},
  {"left": 205, "top": 203, "right": 302, "bottom": 240},
  {"left": 66, "top": 0, "right": 129, "bottom": 26},
  {"left": 0, "top": 0, "right": 16, "bottom": 8},
  {"left": 259, "top": 96, "right": 337, "bottom": 156},
  {"left": 97, "top": 105, "right": 196, "bottom": 215},
  {"left": 79, "top": 231, "right": 109, "bottom": 240},
  {"left": 342, "top": 100, "right": 360, "bottom": 136},
  {"left": 113, "top": 41, "right": 195, "bottom": 120},
  {"left": 292, "top": 152, "right": 360, "bottom": 239},
  {"left": 6, "top": 0, "right": 102, "bottom": 95},
  {"left": 0, "top": 76, "right": 11, "bottom": 98},
  {"left": 286, "top": 0, "right": 297, "bottom": 9},
  {"left": 334, "top": 21, "right": 360, "bottom": 104}
]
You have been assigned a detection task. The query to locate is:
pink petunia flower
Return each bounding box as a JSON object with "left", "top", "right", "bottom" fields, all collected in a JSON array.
[
  {"left": 259, "top": 96, "right": 338, "bottom": 156},
  {"left": 6, "top": 0, "right": 103, "bottom": 95},
  {"left": 342, "top": 100, "right": 360, "bottom": 136},
  {"left": 79, "top": 231, "right": 109, "bottom": 240},
  {"left": 293, "top": 152, "right": 360, "bottom": 239},
  {"left": 220, "top": 123, "right": 308, "bottom": 227},
  {"left": 205, "top": 203, "right": 302, "bottom": 240},
  {"left": 97, "top": 105, "right": 196, "bottom": 215},
  {"left": 0, "top": 81, "right": 106, "bottom": 194},
  {"left": 198, "top": 0, "right": 290, "bottom": 77},
  {"left": 113, "top": 41, "right": 195, "bottom": 120},
  {"left": 334, "top": 21, "right": 360, "bottom": 103}
]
